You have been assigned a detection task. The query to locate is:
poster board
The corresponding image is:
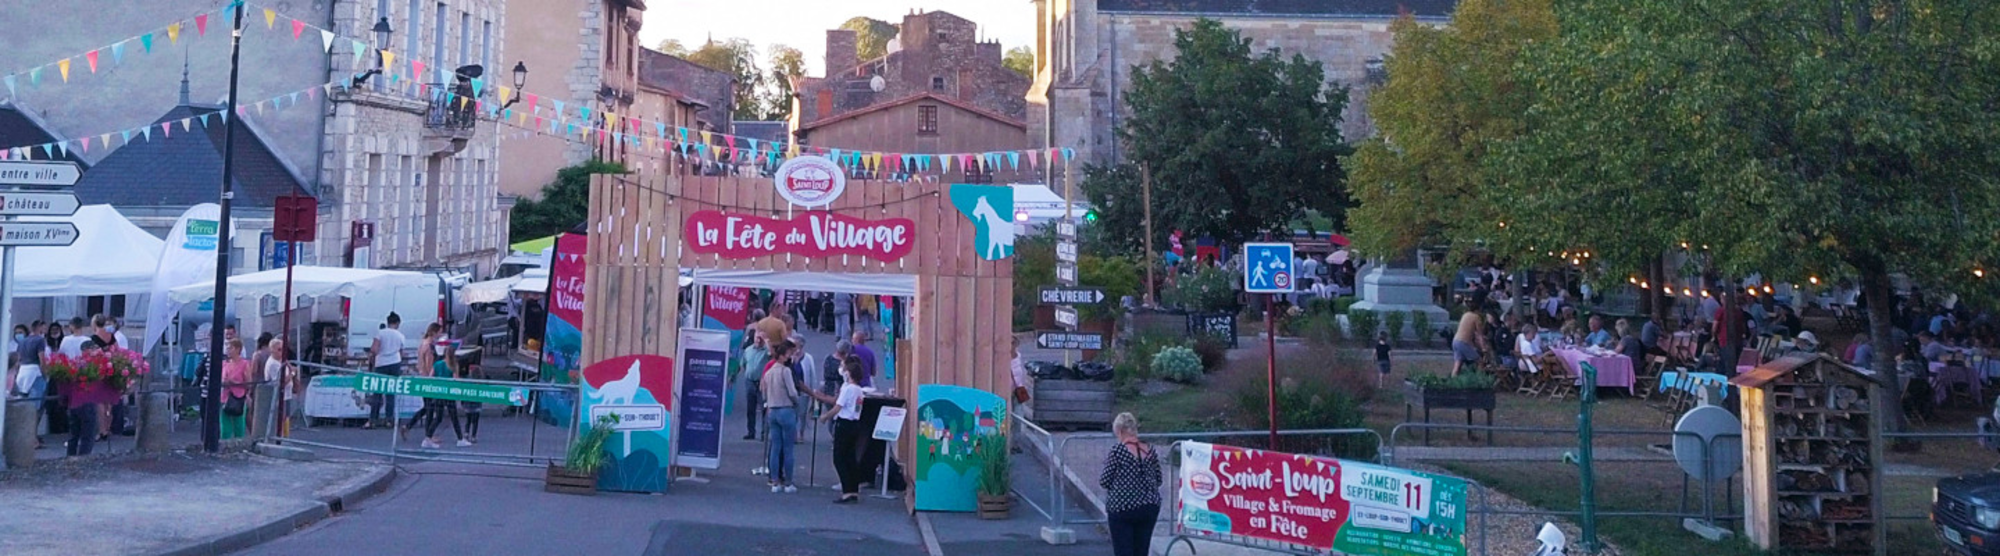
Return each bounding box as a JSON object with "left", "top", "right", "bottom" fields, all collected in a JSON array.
[
  {"left": 914, "top": 384, "right": 1008, "bottom": 512},
  {"left": 578, "top": 354, "right": 675, "bottom": 493},
  {"left": 673, "top": 328, "right": 732, "bottom": 470},
  {"left": 1177, "top": 442, "right": 1468, "bottom": 556}
]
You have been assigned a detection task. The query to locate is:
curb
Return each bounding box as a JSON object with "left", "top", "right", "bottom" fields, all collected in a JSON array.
[
  {"left": 147, "top": 465, "right": 397, "bottom": 556},
  {"left": 914, "top": 511, "right": 945, "bottom": 556}
]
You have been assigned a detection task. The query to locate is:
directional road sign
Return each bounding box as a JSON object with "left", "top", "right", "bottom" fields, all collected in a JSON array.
[
  {"left": 1055, "top": 241, "right": 1078, "bottom": 263},
  {"left": 1243, "top": 242, "right": 1296, "bottom": 294},
  {"left": 0, "top": 192, "right": 80, "bottom": 216},
  {"left": 0, "top": 161, "right": 82, "bottom": 187},
  {"left": 1036, "top": 331, "right": 1105, "bottom": 351},
  {"left": 1056, "top": 262, "right": 1078, "bottom": 286},
  {"left": 1039, "top": 286, "right": 1105, "bottom": 305},
  {"left": 0, "top": 222, "right": 79, "bottom": 247},
  {"left": 1054, "top": 306, "right": 1079, "bottom": 329},
  {"left": 1056, "top": 220, "right": 1077, "bottom": 240}
]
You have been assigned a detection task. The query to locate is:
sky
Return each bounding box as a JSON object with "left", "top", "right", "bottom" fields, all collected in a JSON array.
[{"left": 636, "top": 1, "right": 1037, "bottom": 76}]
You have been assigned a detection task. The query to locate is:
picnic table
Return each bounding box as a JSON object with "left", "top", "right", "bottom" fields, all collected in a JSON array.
[
  {"left": 1930, "top": 362, "right": 1985, "bottom": 406},
  {"left": 1553, "top": 347, "right": 1637, "bottom": 394}
]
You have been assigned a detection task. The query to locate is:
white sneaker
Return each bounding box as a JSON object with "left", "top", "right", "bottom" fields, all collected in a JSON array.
[
  {"left": 421, "top": 439, "right": 440, "bottom": 449},
  {"left": 783, "top": 485, "right": 798, "bottom": 493},
  {"left": 772, "top": 485, "right": 782, "bottom": 493},
  {"left": 456, "top": 439, "right": 473, "bottom": 447}
]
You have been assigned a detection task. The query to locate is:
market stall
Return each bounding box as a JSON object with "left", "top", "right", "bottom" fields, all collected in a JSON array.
[{"left": 13, "top": 204, "right": 165, "bottom": 297}]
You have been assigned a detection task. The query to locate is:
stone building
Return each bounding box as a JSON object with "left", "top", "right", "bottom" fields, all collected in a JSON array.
[
  {"left": 498, "top": 0, "right": 644, "bottom": 199},
  {"left": 1028, "top": 0, "right": 1457, "bottom": 176},
  {"left": 636, "top": 48, "right": 734, "bottom": 134},
  {"left": 790, "top": 10, "right": 1033, "bottom": 183},
  {"left": 632, "top": 48, "right": 719, "bottom": 175}
]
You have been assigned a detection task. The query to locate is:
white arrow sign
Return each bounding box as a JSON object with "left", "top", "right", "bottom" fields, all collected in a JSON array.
[
  {"left": 0, "top": 192, "right": 80, "bottom": 216},
  {"left": 1056, "top": 241, "right": 1078, "bottom": 263},
  {"left": 1056, "top": 220, "right": 1077, "bottom": 240},
  {"left": 1054, "top": 306, "right": 1079, "bottom": 329},
  {"left": 1056, "top": 262, "right": 1077, "bottom": 286},
  {"left": 0, "top": 222, "right": 79, "bottom": 247},
  {"left": 0, "top": 161, "right": 82, "bottom": 187}
]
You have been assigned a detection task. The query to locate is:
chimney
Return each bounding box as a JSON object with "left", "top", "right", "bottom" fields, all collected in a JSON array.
[{"left": 825, "top": 29, "right": 858, "bottom": 76}]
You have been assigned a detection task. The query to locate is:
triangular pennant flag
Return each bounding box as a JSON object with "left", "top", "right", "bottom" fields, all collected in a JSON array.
[
  {"left": 167, "top": 23, "right": 182, "bottom": 44},
  {"left": 381, "top": 50, "right": 396, "bottom": 72},
  {"left": 28, "top": 67, "right": 39, "bottom": 86},
  {"left": 162, "top": 122, "right": 172, "bottom": 137},
  {"left": 470, "top": 78, "right": 484, "bottom": 97},
  {"left": 3, "top": 75, "right": 14, "bottom": 98},
  {"left": 524, "top": 93, "right": 538, "bottom": 110},
  {"left": 551, "top": 99, "right": 564, "bottom": 114},
  {"left": 195, "top": 14, "right": 209, "bottom": 36},
  {"left": 57, "top": 59, "right": 70, "bottom": 82},
  {"left": 256, "top": 101, "right": 266, "bottom": 116},
  {"left": 141, "top": 33, "right": 155, "bottom": 53},
  {"left": 292, "top": 19, "right": 306, "bottom": 39},
  {"left": 120, "top": 130, "right": 131, "bottom": 144},
  {"left": 219, "top": 109, "right": 229, "bottom": 122},
  {"left": 1009, "top": 152, "right": 1020, "bottom": 170},
  {"left": 1029, "top": 149, "right": 1040, "bottom": 170},
  {"left": 98, "top": 133, "right": 110, "bottom": 148},
  {"left": 350, "top": 40, "right": 365, "bottom": 66},
  {"left": 80, "top": 137, "right": 91, "bottom": 153},
  {"left": 289, "top": 91, "right": 300, "bottom": 105},
  {"left": 411, "top": 60, "right": 425, "bottom": 81},
  {"left": 184, "top": 117, "right": 195, "bottom": 131},
  {"left": 141, "top": 127, "right": 151, "bottom": 141},
  {"left": 579, "top": 105, "right": 591, "bottom": 121},
  {"left": 1064, "top": 148, "right": 1076, "bottom": 162},
  {"left": 699, "top": 130, "right": 712, "bottom": 145},
  {"left": 941, "top": 155, "right": 953, "bottom": 174},
  {"left": 201, "top": 113, "right": 212, "bottom": 127},
  {"left": 264, "top": 9, "right": 277, "bottom": 30},
  {"left": 321, "top": 29, "right": 336, "bottom": 53},
  {"left": 40, "top": 144, "right": 52, "bottom": 158},
  {"left": 654, "top": 122, "right": 666, "bottom": 138},
  {"left": 111, "top": 42, "right": 126, "bottom": 65}
]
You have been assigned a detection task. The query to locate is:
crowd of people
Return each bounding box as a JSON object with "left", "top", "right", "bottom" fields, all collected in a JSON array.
[{"left": 729, "top": 293, "right": 896, "bottom": 504}]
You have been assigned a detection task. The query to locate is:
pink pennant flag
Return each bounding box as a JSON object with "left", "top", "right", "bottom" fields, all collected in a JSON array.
[
  {"left": 524, "top": 93, "right": 538, "bottom": 110},
  {"left": 195, "top": 14, "right": 209, "bottom": 36},
  {"left": 292, "top": 19, "right": 306, "bottom": 40},
  {"left": 411, "top": 60, "right": 426, "bottom": 81},
  {"left": 80, "top": 136, "right": 92, "bottom": 153},
  {"left": 162, "top": 122, "right": 172, "bottom": 137},
  {"left": 86, "top": 50, "right": 99, "bottom": 73}
]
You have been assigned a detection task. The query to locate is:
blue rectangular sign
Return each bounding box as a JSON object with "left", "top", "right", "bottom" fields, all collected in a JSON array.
[
  {"left": 1243, "top": 242, "right": 1296, "bottom": 293},
  {"left": 674, "top": 329, "right": 732, "bottom": 470}
]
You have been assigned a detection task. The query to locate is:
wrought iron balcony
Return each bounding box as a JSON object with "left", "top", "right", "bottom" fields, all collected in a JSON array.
[{"left": 424, "top": 82, "right": 479, "bottom": 135}]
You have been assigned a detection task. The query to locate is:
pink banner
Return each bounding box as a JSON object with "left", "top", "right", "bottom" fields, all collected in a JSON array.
[
  {"left": 702, "top": 286, "right": 750, "bottom": 328},
  {"left": 549, "top": 233, "right": 587, "bottom": 327},
  {"left": 683, "top": 210, "right": 914, "bottom": 262}
]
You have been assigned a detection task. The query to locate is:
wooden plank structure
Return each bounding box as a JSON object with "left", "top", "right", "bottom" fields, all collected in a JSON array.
[
  {"left": 1731, "top": 353, "right": 1885, "bottom": 555},
  {"left": 582, "top": 169, "right": 1015, "bottom": 503}
]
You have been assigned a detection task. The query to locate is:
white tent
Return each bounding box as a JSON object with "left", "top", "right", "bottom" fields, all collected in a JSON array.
[
  {"left": 12, "top": 205, "right": 165, "bottom": 297},
  {"left": 1011, "top": 183, "right": 1089, "bottom": 222},
  {"left": 168, "top": 266, "right": 437, "bottom": 303},
  {"left": 459, "top": 276, "right": 520, "bottom": 304},
  {"left": 510, "top": 267, "right": 550, "bottom": 294}
]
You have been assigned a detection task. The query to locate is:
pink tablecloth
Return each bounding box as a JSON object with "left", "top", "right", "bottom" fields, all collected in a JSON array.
[
  {"left": 1554, "top": 348, "right": 1637, "bottom": 394},
  {"left": 1930, "top": 362, "right": 1984, "bottom": 405}
]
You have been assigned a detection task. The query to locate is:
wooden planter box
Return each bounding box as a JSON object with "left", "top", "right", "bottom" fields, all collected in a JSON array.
[
  {"left": 1033, "top": 379, "right": 1114, "bottom": 431},
  {"left": 544, "top": 464, "right": 598, "bottom": 495},
  {"left": 977, "top": 493, "right": 1012, "bottom": 520},
  {"left": 1402, "top": 381, "right": 1496, "bottom": 445}
]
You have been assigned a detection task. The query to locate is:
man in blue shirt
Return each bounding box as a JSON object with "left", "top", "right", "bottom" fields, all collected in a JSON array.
[
  {"left": 1584, "top": 315, "right": 1614, "bottom": 349},
  {"left": 848, "top": 331, "right": 877, "bottom": 389}
]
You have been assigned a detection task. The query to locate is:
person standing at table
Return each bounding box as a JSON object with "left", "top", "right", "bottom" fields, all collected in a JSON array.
[
  {"left": 819, "top": 355, "right": 867, "bottom": 504},
  {"left": 1101, "top": 412, "right": 1162, "bottom": 556}
]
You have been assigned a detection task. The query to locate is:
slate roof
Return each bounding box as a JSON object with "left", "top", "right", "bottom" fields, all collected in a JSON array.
[
  {"left": 0, "top": 103, "right": 88, "bottom": 167},
  {"left": 1098, "top": 0, "right": 1457, "bottom": 18},
  {"left": 71, "top": 105, "right": 309, "bottom": 209}
]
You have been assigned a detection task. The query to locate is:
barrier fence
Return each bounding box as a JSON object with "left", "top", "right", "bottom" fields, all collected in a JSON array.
[{"left": 276, "top": 361, "right": 579, "bottom": 469}]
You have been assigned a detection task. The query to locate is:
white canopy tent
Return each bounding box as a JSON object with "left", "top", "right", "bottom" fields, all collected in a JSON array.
[
  {"left": 689, "top": 269, "right": 915, "bottom": 297},
  {"left": 13, "top": 205, "right": 165, "bottom": 297},
  {"left": 509, "top": 267, "right": 550, "bottom": 295},
  {"left": 1010, "top": 183, "right": 1089, "bottom": 223},
  {"left": 168, "top": 266, "right": 437, "bottom": 303},
  {"left": 460, "top": 276, "right": 520, "bottom": 304}
]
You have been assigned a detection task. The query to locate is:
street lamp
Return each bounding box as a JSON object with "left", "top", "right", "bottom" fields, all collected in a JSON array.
[
  {"left": 502, "top": 61, "right": 529, "bottom": 109},
  {"left": 352, "top": 17, "right": 394, "bottom": 86}
]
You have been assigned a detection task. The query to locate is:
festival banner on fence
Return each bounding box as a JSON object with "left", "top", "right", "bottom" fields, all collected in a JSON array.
[
  {"left": 698, "top": 285, "right": 750, "bottom": 417},
  {"left": 1177, "top": 442, "right": 1468, "bottom": 556},
  {"left": 536, "top": 232, "right": 586, "bottom": 427},
  {"left": 579, "top": 354, "right": 675, "bottom": 494},
  {"left": 683, "top": 210, "right": 915, "bottom": 262},
  {"left": 673, "top": 328, "right": 732, "bottom": 470}
]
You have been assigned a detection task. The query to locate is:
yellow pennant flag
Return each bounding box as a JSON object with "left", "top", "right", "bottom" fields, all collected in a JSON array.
[
  {"left": 604, "top": 112, "right": 617, "bottom": 127},
  {"left": 381, "top": 50, "right": 396, "bottom": 72},
  {"left": 264, "top": 8, "right": 277, "bottom": 29},
  {"left": 498, "top": 86, "right": 512, "bottom": 105},
  {"left": 788, "top": 141, "right": 799, "bottom": 158},
  {"left": 458, "top": 96, "right": 468, "bottom": 110},
  {"left": 168, "top": 23, "right": 182, "bottom": 44},
  {"left": 57, "top": 59, "right": 70, "bottom": 82},
  {"left": 699, "top": 131, "right": 712, "bottom": 145}
]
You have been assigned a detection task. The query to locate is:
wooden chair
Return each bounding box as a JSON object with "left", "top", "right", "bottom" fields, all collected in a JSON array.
[
  {"left": 1543, "top": 355, "right": 1578, "bottom": 401},
  {"left": 1635, "top": 356, "right": 1668, "bottom": 400},
  {"left": 1515, "top": 356, "right": 1547, "bottom": 397}
]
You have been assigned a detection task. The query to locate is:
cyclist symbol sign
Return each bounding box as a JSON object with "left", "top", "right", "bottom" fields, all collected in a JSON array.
[{"left": 1243, "top": 243, "right": 1295, "bottom": 294}]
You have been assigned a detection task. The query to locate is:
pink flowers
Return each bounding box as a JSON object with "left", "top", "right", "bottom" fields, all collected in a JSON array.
[{"left": 42, "top": 347, "right": 149, "bottom": 391}]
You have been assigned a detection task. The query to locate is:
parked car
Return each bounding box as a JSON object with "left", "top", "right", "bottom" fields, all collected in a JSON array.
[{"left": 1936, "top": 473, "right": 2000, "bottom": 555}]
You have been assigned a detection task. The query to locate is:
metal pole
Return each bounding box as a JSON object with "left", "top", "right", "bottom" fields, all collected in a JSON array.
[
  {"left": 1265, "top": 294, "right": 1278, "bottom": 448},
  {"left": 0, "top": 217, "right": 14, "bottom": 466},
  {"left": 1062, "top": 159, "right": 1073, "bottom": 368},
  {"left": 203, "top": 2, "right": 246, "bottom": 454},
  {"left": 1578, "top": 363, "right": 1600, "bottom": 552},
  {"left": 275, "top": 240, "right": 297, "bottom": 437},
  {"left": 1142, "top": 164, "right": 1154, "bottom": 306}
]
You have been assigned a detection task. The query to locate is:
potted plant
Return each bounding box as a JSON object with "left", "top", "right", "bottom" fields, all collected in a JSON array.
[
  {"left": 546, "top": 414, "right": 617, "bottom": 495},
  {"left": 975, "top": 439, "right": 1012, "bottom": 519}
]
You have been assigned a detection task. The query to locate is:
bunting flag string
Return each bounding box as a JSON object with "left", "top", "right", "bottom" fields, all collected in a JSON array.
[
  {"left": 0, "top": 78, "right": 346, "bottom": 160},
  {"left": 0, "top": 2, "right": 296, "bottom": 105}
]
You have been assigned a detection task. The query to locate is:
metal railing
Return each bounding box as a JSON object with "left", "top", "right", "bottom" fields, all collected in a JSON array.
[
  {"left": 423, "top": 83, "right": 478, "bottom": 132},
  {"left": 277, "top": 360, "right": 579, "bottom": 469}
]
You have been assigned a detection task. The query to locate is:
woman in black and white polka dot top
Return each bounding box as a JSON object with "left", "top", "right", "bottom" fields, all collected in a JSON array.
[{"left": 1100, "top": 412, "right": 1161, "bottom": 556}]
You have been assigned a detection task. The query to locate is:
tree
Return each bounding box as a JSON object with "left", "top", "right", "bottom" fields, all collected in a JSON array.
[
  {"left": 1080, "top": 19, "right": 1351, "bottom": 251},
  {"left": 509, "top": 161, "right": 627, "bottom": 241},
  {"left": 686, "top": 38, "right": 768, "bottom": 120},
  {"left": 764, "top": 45, "right": 806, "bottom": 121},
  {"left": 653, "top": 39, "right": 689, "bottom": 57},
  {"left": 1345, "top": 0, "right": 1555, "bottom": 264},
  {"left": 1002, "top": 46, "right": 1035, "bottom": 79},
  {"left": 839, "top": 17, "right": 898, "bottom": 62},
  {"left": 1494, "top": 0, "right": 2000, "bottom": 434}
]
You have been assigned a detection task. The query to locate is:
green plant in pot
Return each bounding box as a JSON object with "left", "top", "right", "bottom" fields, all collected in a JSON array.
[
  {"left": 546, "top": 414, "right": 618, "bottom": 495},
  {"left": 975, "top": 437, "right": 1012, "bottom": 519}
]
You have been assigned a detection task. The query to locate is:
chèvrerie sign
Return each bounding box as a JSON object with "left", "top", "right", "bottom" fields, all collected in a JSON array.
[
  {"left": 1177, "top": 441, "right": 1467, "bottom": 556},
  {"left": 352, "top": 372, "right": 528, "bottom": 406}
]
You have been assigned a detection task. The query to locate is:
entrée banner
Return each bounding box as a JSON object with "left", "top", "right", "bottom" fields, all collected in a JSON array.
[
  {"left": 684, "top": 210, "right": 914, "bottom": 262},
  {"left": 1177, "top": 442, "right": 1467, "bottom": 556}
]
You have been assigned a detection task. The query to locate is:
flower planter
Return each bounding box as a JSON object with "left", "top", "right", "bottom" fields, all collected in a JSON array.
[
  {"left": 977, "top": 492, "right": 1012, "bottom": 520},
  {"left": 1402, "top": 380, "right": 1496, "bottom": 446},
  {"left": 544, "top": 463, "right": 598, "bottom": 495}
]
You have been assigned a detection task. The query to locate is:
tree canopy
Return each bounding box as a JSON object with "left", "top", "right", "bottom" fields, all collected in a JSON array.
[
  {"left": 509, "top": 161, "right": 627, "bottom": 242},
  {"left": 1080, "top": 19, "right": 1352, "bottom": 251},
  {"left": 1002, "top": 46, "right": 1035, "bottom": 79},
  {"left": 685, "top": 39, "right": 767, "bottom": 120},
  {"left": 765, "top": 45, "right": 806, "bottom": 120},
  {"left": 839, "top": 17, "right": 899, "bottom": 61}
]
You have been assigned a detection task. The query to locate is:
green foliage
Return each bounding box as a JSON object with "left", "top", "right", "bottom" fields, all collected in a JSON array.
[
  {"left": 565, "top": 414, "right": 620, "bottom": 474},
  {"left": 1332, "top": 296, "right": 1359, "bottom": 315},
  {"left": 1346, "top": 308, "right": 1379, "bottom": 339},
  {"left": 1230, "top": 372, "right": 1375, "bottom": 460},
  {"left": 1078, "top": 254, "right": 1143, "bottom": 321},
  {"left": 1082, "top": 19, "right": 1353, "bottom": 250},
  {"left": 1002, "top": 46, "right": 1035, "bottom": 79},
  {"left": 1409, "top": 371, "right": 1497, "bottom": 391},
  {"left": 509, "top": 160, "right": 627, "bottom": 242},
  {"left": 1190, "top": 335, "right": 1229, "bottom": 372},
  {"left": 1383, "top": 311, "right": 1406, "bottom": 342},
  {"left": 1410, "top": 311, "right": 1433, "bottom": 347},
  {"left": 1291, "top": 313, "right": 1341, "bottom": 344},
  {"left": 654, "top": 39, "right": 689, "bottom": 56},
  {"left": 684, "top": 38, "right": 769, "bottom": 120},
  {"left": 1011, "top": 228, "right": 1058, "bottom": 330},
  {"left": 1163, "top": 266, "right": 1238, "bottom": 313},
  {"left": 764, "top": 45, "right": 806, "bottom": 120},
  {"left": 1151, "top": 346, "right": 1204, "bottom": 384},
  {"left": 839, "top": 17, "right": 899, "bottom": 61},
  {"left": 975, "top": 436, "right": 1011, "bottom": 496}
]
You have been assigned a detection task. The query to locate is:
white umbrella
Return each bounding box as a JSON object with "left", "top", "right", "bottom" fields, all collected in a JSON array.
[{"left": 1327, "top": 249, "right": 1351, "bottom": 265}]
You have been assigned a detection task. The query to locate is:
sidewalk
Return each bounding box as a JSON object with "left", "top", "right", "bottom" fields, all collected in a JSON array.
[
  {"left": 0, "top": 451, "right": 391, "bottom": 556},
  {"left": 920, "top": 436, "right": 1110, "bottom": 556}
]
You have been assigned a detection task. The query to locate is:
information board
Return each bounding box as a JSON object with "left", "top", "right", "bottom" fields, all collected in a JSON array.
[
  {"left": 674, "top": 328, "right": 733, "bottom": 470},
  {"left": 1177, "top": 441, "right": 1467, "bottom": 556}
]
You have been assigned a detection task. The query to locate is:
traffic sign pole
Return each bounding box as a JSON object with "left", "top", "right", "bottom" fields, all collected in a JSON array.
[
  {"left": 1265, "top": 293, "right": 1277, "bottom": 448},
  {"left": 0, "top": 214, "right": 13, "bottom": 467},
  {"left": 0, "top": 162, "right": 76, "bottom": 469}
]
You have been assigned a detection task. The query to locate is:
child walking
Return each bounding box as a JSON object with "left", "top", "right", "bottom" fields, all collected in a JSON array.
[{"left": 1375, "top": 330, "right": 1393, "bottom": 388}]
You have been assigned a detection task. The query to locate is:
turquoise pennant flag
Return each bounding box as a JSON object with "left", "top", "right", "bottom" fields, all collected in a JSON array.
[
  {"left": 579, "top": 106, "right": 590, "bottom": 121},
  {"left": 29, "top": 67, "right": 41, "bottom": 86},
  {"left": 141, "top": 33, "right": 154, "bottom": 53},
  {"left": 470, "top": 78, "right": 483, "bottom": 97}
]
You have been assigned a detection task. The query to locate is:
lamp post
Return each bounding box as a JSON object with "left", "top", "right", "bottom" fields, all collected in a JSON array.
[
  {"left": 352, "top": 17, "right": 394, "bottom": 87},
  {"left": 502, "top": 61, "right": 529, "bottom": 109},
  {"left": 203, "top": 1, "right": 247, "bottom": 454}
]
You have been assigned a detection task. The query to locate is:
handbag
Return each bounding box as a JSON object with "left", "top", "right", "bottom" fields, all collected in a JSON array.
[
  {"left": 223, "top": 394, "right": 245, "bottom": 416},
  {"left": 1013, "top": 386, "right": 1031, "bottom": 405}
]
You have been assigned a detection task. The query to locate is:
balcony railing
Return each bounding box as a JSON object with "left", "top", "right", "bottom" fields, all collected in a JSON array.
[{"left": 424, "top": 82, "right": 478, "bottom": 133}]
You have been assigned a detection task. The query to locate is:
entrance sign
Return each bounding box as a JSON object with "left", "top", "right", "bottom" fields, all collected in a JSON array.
[
  {"left": 684, "top": 210, "right": 915, "bottom": 262},
  {"left": 352, "top": 372, "right": 529, "bottom": 406},
  {"left": 1177, "top": 441, "right": 1467, "bottom": 555},
  {"left": 580, "top": 354, "right": 677, "bottom": 493},
  {"left": 0, "top": 192, "right": 79, "bottom": 216},
  {"left": 872, "top": 406, "right": 907, "bottom": 441},
  {"left": 1243, "top": 243, "right": 1295, "bottom": 293},
  {"left": 1035, "top": 331, "right": 1105, "bottom": 351},
  {"left": 773, "top": 155, "right": 847, "bottom": 207},
  {"left": 0, "top": 161, "right": 81, "bottom": 186},
  {"left": 674, "top": 328, "right": 732, "bottom": 471},
  {"left": 0, "top": 222, "right": 78, "bottom": 246},
  {"left": 302, "top": 375, "right": 421, "bottom": 418},
  {"left": 1039, "top": 286, "right": 1104, "bottom": 305}
]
